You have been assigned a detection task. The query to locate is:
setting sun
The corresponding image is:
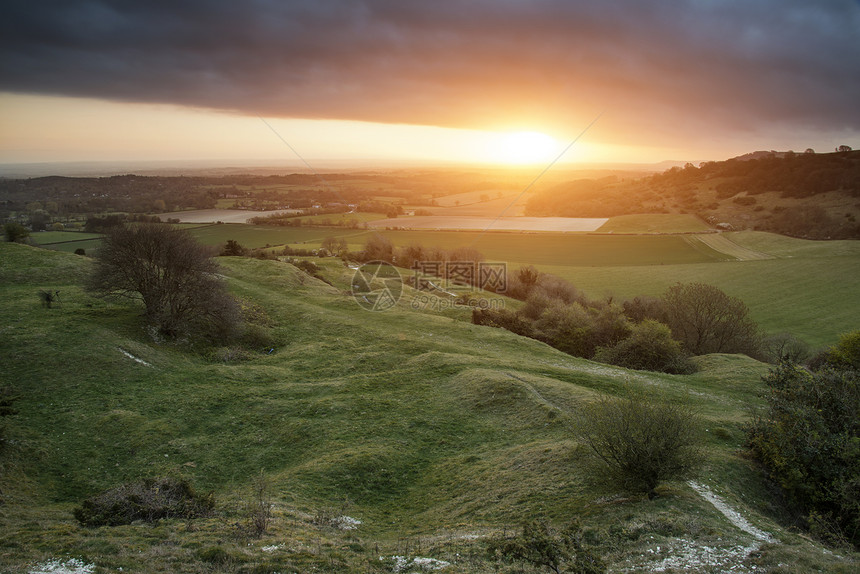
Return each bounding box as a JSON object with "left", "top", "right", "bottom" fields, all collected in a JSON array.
[{"left": 494, "top": 131, "right": 560, "bottom": 165}]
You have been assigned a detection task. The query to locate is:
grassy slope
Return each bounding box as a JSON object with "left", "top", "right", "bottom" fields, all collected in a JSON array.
[{"left": 1, "top": 243, "right": 856, "bottom": 572}]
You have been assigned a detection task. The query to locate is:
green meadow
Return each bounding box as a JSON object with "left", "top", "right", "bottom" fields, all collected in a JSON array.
[
  {"left": 1, "top": 242, "right": 858, "bottom": 572},
  {"left": 595, "top": 213, "right": 713, "bottom": 234}
]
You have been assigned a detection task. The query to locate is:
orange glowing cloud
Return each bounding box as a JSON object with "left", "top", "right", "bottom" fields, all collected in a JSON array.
[{"left": 1, "top": 1, "right": 858, "bottom": 165}]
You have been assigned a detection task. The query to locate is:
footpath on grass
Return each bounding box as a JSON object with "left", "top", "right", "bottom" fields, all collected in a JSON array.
[{"left": 691, "top": 233, "right": 774, "bottom": 261}]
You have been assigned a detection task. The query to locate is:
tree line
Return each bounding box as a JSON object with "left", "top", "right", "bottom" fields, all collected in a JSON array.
[{"left": 524, "top": 149, "right": 860, "bottom": 239}]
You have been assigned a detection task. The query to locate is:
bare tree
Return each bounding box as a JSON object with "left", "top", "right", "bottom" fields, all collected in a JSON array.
[
  {"left": 88, "top": 223, "right": 240, "bottom": 341},
  {"left": 662, "top": 282, "right": 761, "bottom": 356}
]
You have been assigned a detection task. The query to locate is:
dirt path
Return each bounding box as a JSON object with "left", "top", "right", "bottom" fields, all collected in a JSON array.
[{"left": 688, "top": 481, "right": 775, "bottom": 543}]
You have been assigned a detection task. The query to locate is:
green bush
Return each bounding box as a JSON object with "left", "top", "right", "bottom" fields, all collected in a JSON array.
[
  {"left": 293, "top": 259, "right": 319, "bottom": 275},
  {"left": 221, "top": 239, "right": 247, "bottom": 256},
  {"left": 574, "top": 391, "right": 704, "bottom": 497},
  {"left": 594, "top": 319, "right": 695, "bottom": 374},
  {"left": 472, "top": 308, "right": 534, "bottom": 338},
  {"left": 746, "top": 361, "right": 860, "bottom": 547},
  {"left": 3, "top": 222, "right": 29, "bottom": 243},
  {"left": 74, "top": 477, "right": 214, "bottom": 527},
  {"left": 487, "top": 520, "right": 605, "bottom": 574},
  {"left": 825, "top": 330, "right": 860, "bottom": 370}
]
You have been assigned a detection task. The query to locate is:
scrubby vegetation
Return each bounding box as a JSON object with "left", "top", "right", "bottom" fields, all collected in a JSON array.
[
  {"left": 335, "top": 236, "right": 762, "bottom": 372},
  {"left": 574, "top": 390, "right": 704, "bottom": 497},
  {"left": 73, "top": 477, "right": 214, "bottom": 527},
  {"left": 594, "top": 319, "right": 694, "bottom": 374},
  {"left": 3, "top": 221, "right": 30, "bottom": 243},
  {"left": 747, "top": 332, "right": 860, "bottom": 548},
  {"left": 473, "top": 262, "right": 760, "bottom": 372},
  {"left": 487, "top": 520, "right": 605, "bottom": 573}
]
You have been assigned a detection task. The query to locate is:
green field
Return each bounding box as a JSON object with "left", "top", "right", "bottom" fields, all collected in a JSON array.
[
  {"left": 292, "top": 211, "right": 386, "bottom": 225},
  {"left": 595, "top": 214, "right": 713, "bottom": 234},
  {"left": 29, "top": 230, "right": 103, "bottom": 254},
  {"left": 186, "top": 223, "right": 367, "bottom": 248},
  {"left": 1, "top": 242, "right": 856, "bottom": 572}
]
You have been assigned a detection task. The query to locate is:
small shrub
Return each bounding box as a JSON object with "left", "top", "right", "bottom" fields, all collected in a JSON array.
[
  {"left": 573, "top": 391, "right": 704, "bottom": 497},
  {"left": 534, "top": 301, "right": 599, "bottom": 358},
  {"left": 594, "top": 320, "right": 695, "bottom": 374},
  {"left": 487, "top": 519, "right": 605, "bottom": 574},
  {"left": 313, "top": 497, "right": 354, "bottom": 529},
  {"left": 74, "top": 248, "right": 86, "bottom": 256},
  {"left": 74, "top": 477, "right": 214, "bottom": 527},
  {"left": 293, "top": 260, "right": 320, "bottom": 275},
  {"left": 234, "top": 471, "right": 273, "bottom": 539},
  {"left": 472, "top": 308, "right": 534, "bottom": 338},
  {"left": 221, "top": 239, "right": 247, "bottom": 257},
  {"left": 761, "top": 332, "right": 811, "bottom": 364},
  {"left": 3, "top": 222, "right": 30, "bottom": 243}
]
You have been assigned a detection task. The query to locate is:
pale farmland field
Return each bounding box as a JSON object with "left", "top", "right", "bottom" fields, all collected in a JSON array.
[{"left": 368, "top": 215, "right": 608, "bottom": 232}]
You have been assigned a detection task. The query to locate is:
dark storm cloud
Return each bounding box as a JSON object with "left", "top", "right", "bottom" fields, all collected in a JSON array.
[{"left": 2, "top": 0, "right": 858, "bottom": 144}]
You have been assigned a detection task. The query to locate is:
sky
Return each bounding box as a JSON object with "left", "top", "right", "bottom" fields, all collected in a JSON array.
[{"left": 1, "top": 0, "right": 859, "bottom": 169}]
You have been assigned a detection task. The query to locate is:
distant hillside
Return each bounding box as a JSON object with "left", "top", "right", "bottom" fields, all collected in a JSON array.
[{"left": 526, "top": 150, "right": 860, "bottom": 239}]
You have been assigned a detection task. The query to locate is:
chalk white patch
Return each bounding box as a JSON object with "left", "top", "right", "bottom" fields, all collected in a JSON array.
[
  {"left": 118, "top": 347, "right": 152, "bottom": 367},
  {"left": 29, "top": 558, "right": 96, "bottom": 574},
  {"left": 688, "top": 481, "right": 775, "bottom": 543}
]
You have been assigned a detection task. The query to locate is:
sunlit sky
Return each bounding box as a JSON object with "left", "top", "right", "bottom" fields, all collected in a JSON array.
[{"left": 1, "top": 1, "right": 859, "bottom": 171}]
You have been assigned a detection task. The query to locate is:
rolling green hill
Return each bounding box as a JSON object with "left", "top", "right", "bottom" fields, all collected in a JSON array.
[{"left": 1, "top": 243, "right": 857, "bottom": 573}]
